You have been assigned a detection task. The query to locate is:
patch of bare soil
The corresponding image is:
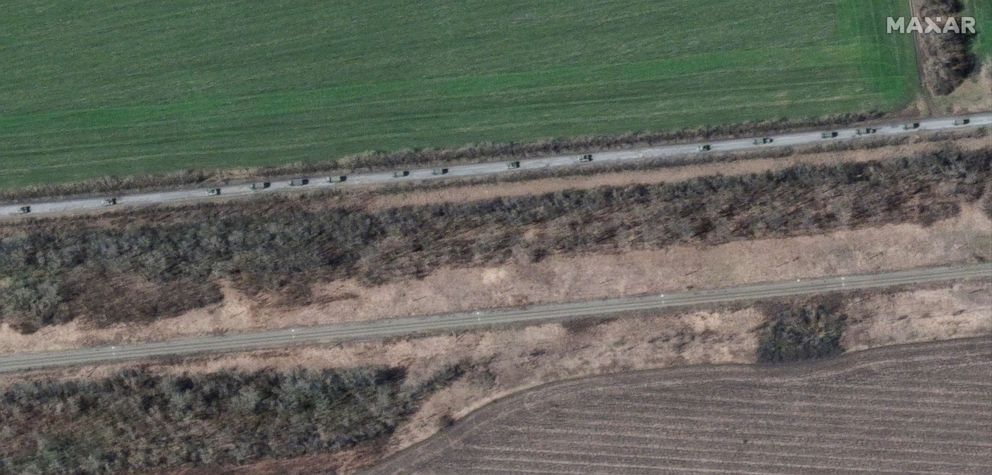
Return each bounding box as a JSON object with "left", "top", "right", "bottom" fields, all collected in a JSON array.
[
  {"left": 6, "top": 281, "right": 987, "bottom": 473},
  {"left": 369, "top": 337, "right": 992, "bottom": 474}
]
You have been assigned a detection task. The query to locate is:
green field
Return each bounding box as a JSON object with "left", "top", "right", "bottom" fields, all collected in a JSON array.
[
  {"left": 964, "top": 0, "right": 992, "bottom": 60},
  {"left": 0, "top": 0, "right": 918, "bottom": 189}
]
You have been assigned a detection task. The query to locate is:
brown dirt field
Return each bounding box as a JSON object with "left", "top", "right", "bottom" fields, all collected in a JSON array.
[
  {"left": 5, "top": 281, "right": 987, "bottom": 473},
  {"left": 369, "top": 337, "right": 992, "bottom": 474},
  {"left": 1, "top": 200, "right": 987, "bottom": 355}
]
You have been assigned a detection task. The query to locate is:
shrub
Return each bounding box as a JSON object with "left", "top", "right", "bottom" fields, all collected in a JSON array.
[
  {"left": 758, "top": 304, "right": 846, "bottom": 363},
  {"left": 919, "top": 0, "right": 978, "bottom": 95},
  {"left": 1, "top": 148, "right": 988, "bottom": 332},
  {"left": 0, "top": 365, "right": 463, "bottom": 473}
]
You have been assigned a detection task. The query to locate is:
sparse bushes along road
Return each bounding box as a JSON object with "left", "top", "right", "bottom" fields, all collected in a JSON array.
[{"left": 1, "top": 148, "right": 988, "bottom": 333}]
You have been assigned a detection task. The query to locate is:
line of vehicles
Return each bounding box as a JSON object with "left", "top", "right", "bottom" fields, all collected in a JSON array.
[{"left": 9, "top": 117, "right": 978, "bottom": 216}]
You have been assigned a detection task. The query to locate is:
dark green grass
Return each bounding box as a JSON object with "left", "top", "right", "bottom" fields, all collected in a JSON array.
[
  {"left": 963, "top": 0, "right": 992, "bottom": 60},
  {"left": 0, "top": 0, "right": 918, "bottom": 188}
]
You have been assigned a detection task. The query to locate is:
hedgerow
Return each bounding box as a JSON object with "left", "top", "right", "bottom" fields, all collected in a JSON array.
[{"left": 1, "top": 148, "right": 987, "bottom": 332}]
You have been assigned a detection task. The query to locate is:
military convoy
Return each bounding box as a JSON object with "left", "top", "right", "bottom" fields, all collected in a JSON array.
[{"left": 13, "top": 115, "right": 981, "bottom": 219}]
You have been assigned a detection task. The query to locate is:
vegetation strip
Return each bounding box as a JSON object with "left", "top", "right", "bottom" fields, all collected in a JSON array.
[
  {"left": 0, "top": 365, "right": 465, "bottom": 473},
  {"left": 1, "top": 147, "right": 987, "bottom": 333}
]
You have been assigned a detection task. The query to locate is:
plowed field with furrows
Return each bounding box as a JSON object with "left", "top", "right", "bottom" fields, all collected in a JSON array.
[{"left": 369, "top": 338, "right": 992, "bottom": 474}]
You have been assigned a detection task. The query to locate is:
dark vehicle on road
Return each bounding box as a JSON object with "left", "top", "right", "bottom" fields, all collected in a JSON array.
[
  {"left": 290, "top": 178, "right": 309, "bottom": 186},
  {"left": 250, "top": 182, "right": 271, "bottom": 190},
  {"left": 579, "top": 154, "right": 594, "bottom": 162},
  {"left": 821, "top": 131, "right": 838, "bottom": 138},
  {"left": 393, "top": 170, "right": 410, "bottom": 178},
  {"left": 102, "top": 197, "right": 117, "bottom": 206},
  {"left": 856, "top": 127, "right": 877, "bottom": 135},
  {"left": 507, "top": 161, "right": 521, "bottom": 169},
  {"left": 328, "top": 175, "right": 347, "bottom": 183},
  {"left": 17, "top": 206, "right": 30, "bottom": 214},
  {"left": 432, "top": 168, "right": 448, "bottom": 175},
  {"left": 953, "top": 118, "right": 970, "bottom": 126},
  {"left": 903, "top": 122, "right": 920, "bottom": 130},
  {"left": 697, "top": 144, "right": 712, "bottom": 152},
  {"left": 207, "top": 188, "right": 221, "bottom": 196},
  {"left": 753, "top": 137, "right": 773, "bottom": 145}
]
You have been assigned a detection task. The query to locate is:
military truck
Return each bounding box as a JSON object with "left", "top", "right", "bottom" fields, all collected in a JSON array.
[
  {"left": 903, "top": 122, "right": 920, "bottom": 130},
  {"left": 578, "top": 154, "right": 594, "bottom": 162},
  {"left": 250, "top": 182, "right": 271, "bottom": 190},
  {"left": 393, "top": 170, "right": 410, "bottom": 178},
  {"left": 856, "top": 127, "right": 877, "bottom": 135},
  {"left": 290, "top": 178, "right": 309, "bottom": 186},
  {"left": 821, "top": 131, "right": 838, "bottom": 139},
  {"left": 102, "top": 197, "right": 117, "bottom": 206},
  {"left": 753, "top": 137, "right": 773, "bottom": 145},
  {"left": 697, "top": 144, "right": 712, "bottom": 152},
  {"left": 507, "top": 161, "right": 521, "bottom": 169},
  {"left": 17, "top": 206, "right": 30, "bottom": 214},
  {"left": 432, "top": 168, "right": 448, "bottom": 175},
  {"left": 953, "top": 118, "right": 970, "bottom": 126},
  {"left": 328, "top": 175, "right": 347, "bottom": 183},
  {"left": 207, "top": 188, "right": 221, "bottom": 196}
]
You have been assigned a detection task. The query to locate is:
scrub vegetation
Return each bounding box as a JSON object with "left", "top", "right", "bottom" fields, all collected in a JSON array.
[
  {"left": 918, "top": 0, "right": 981, "bottom": 94},
  {"left": 758, "top": 302, "right": 846, "bottom": 363},
  {"left": 0, "top": 365, "right": 464, "bottom": 473},
  {"left": 1, "top": 148, "right": 987, "bottom": 333},
  {"left": 0, "top": 0, "right": 917, "bottom": 189}
]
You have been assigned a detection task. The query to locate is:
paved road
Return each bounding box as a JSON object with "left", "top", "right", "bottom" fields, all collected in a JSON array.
[
  {"left": 3, "top": 114, "right": 990, "bottom": 217},
  {"left": 0, "top": 263, "right": 987, "bottom": 373}
]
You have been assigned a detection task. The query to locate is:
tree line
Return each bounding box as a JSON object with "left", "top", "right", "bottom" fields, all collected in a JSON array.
[{"left": 1, "top": 148, "right": 987, "bottom": 332}]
